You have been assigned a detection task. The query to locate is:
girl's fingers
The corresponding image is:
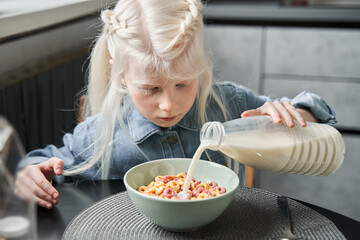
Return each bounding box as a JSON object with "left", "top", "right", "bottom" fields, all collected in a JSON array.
[
  {"left": 33, "top": 183, "right": 56, "bottom": 203},
  {"left": 241, "top": 101, "right": 307, "bottom": 128},
  {"left": 282, "top": 101, "right": 306, "bottom": 127},
  {"left": 15, "top": 177, "right": 54, "bottom": 209},
  {"left": 273, "top": 101, "right": 294, "bottom": 127},
  {"left": 16, "top": 164, "right": 59, "bottom": 206},
  {"left": 34, "top": 195, "right": 55, "bottom": 209},
  {"left": 29, "top": 181, "right": 57, "bottom": 208},
  {"left": 241, "top": 109, "right": 261, "bottom": 118},
  {"left": 242, "top": 102, "right": 281, "bottom": 123},
  {"left": 14, "top": 158, "right": 65, "bottom": 209},
  {"left": 32, "top": 169, "right": 59, "bottom": 200},
  {"left": 41, "top": 157, "right": 64, "bottom": 176},
  {"left": 242, "top": 102, "right": 282, "bottom": 123},
  {"left": 35, "top": 158, "right": 63, "bottom": 199},
  {"left": 261, "top": 101, "right": 282, "bottom": 124},
  {"left": 53, "top": 158, "right": 64, "bottom": 175}
]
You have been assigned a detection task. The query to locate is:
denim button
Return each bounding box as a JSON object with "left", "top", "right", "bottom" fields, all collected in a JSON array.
[{"left": 162, "top": 136, "right": 178, "bottom": 144}]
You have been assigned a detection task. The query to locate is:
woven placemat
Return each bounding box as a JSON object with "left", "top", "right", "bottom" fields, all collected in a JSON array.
[{"left": 62, "top": 187, "right": 345, "bottom": 240}]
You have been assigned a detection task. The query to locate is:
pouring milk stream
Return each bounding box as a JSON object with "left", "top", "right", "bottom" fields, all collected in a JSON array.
[{"left": 178, "top": 116, "right": 345, "bottom": 199}]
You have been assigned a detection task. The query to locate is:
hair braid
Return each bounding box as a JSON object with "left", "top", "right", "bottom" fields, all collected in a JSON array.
[
  {"left": 100, "top": 2, "right": 144, "bottom": 59},
  {"left": 180, "top": 0, "right": 202, "bottom": 37}
]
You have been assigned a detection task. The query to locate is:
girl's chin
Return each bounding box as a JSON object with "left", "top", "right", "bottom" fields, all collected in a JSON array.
[
  {"left": 157, "top": 122, "right": 177, "bottom": 128},
  {"left": 155, "top": 119, "right": 181, "bottom": 128}
]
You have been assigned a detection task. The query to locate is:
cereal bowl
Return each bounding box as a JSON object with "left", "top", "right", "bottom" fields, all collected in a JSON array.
[{"left": 124, "top": 158, "right": 239, "bottom": 231}]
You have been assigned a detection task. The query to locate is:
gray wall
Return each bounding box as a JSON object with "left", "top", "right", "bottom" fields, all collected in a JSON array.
[{"left": 204, "top": 25, "right": 360, "bottom": 221}]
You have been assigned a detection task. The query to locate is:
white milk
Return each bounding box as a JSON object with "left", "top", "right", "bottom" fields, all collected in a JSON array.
[
  {"left": 219, "top": 130, "right": 294, "bottom": 172},
  {"left": 178, "top": 144, "right": 207, "bottom": 199}
]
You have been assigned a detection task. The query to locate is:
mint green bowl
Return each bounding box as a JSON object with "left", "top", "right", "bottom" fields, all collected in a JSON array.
[{"left": 124, "top": 158, "right": 239, "bottom": 231}]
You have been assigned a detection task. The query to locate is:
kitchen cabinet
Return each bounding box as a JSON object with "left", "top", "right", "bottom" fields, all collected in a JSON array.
[
  {"left": 265, "top": 28, "right": 360, "bottom": 79},
  {"left": 263, "top": 28, "right": 360, "bottom": 130},
  {"left": 204, "top": 25, "right": 263, "bottom": 91}
]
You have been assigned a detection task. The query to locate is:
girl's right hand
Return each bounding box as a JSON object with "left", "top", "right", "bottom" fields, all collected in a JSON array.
[{"left": 15, "top": 157, "right": 64, "bottom": 209}]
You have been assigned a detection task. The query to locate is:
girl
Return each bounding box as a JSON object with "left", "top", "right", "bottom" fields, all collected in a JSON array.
[{"left": 15, "top": 0, "right": 336, "bottom": 209}]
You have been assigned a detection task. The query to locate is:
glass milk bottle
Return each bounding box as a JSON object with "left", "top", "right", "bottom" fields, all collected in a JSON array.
[
  {"left": 200, "top": 116, "right": 345, "bottom": 176},
  {"left": 0, "top": 117, "right": 38, "bottom": 240}
]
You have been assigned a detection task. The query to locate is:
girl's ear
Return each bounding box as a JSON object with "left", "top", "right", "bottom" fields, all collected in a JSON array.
[
  {"left": 121, "top": 74, "right": 127, "bottom": 87},
  {"left": 121, "top": 78, "right": 127, "bottom": 88},
  {"left": 109, "top": 59, "right": 114, "bottom": 66}
]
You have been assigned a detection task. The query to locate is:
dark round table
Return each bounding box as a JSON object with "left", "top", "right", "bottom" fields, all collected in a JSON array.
[{"left": 37, "top": 180, "right": 359, "bottom": 240}]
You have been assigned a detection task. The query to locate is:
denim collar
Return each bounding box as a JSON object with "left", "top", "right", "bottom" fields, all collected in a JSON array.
[{"left": 125, "top": 100, "right": 199, "bottom": 144}]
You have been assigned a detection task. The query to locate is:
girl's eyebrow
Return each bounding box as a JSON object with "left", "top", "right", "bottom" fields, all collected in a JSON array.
[
  {"left": 175, "top": 79, "right": 192, "bottom": 85},
  {"left": 178, "top": 79, "right": 190, "bottom": 83},
  {"left": 133, "top": 81, "right": 159, "bottom": 88},
  {"left": 131, "top": 79, "right": 156, "bottom": 86},
  {"left": 139, "top": 84, "right": 157, "bottom": 88},
  {"left": 132, "top": 78, "right": 191, "bottom": 87}
]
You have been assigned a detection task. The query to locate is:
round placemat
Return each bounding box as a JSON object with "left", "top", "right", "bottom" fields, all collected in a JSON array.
[{"left": 62, "top": 187, "right": 345, "bottom": 240}]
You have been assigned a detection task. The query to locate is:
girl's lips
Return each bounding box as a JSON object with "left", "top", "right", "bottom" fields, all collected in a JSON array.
[{"left": 160, "top": 116, "right": 177, "bottom": 121}]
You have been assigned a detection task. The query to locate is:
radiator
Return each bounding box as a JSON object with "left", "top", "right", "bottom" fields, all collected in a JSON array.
[{"left": 0, "top": 54, "right": 88, "bottom": 152}]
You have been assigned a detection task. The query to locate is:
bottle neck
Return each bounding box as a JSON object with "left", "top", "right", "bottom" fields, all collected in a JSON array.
[{"left": 200, "top": 121, "right": 225, "bottom": 151}]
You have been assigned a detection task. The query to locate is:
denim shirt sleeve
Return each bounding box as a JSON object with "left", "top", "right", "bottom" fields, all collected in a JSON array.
[
  {"left": 286, "top": 91, "right": 337, "bottom": 125},
  {"left": 25, "top": 116, "right": 97, "bottom": 172},
  {"left": 214, "top": 82, "right": 337, "bottom": 125}
]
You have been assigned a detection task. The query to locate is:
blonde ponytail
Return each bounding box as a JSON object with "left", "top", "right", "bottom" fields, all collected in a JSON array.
[{"left": 87, "top": 32, "right": 112, "bottom": 116}]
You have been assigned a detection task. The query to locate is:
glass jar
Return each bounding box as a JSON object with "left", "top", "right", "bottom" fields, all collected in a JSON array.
[{"left": 0, "top": 117, "right": 37, "bottom": 240}]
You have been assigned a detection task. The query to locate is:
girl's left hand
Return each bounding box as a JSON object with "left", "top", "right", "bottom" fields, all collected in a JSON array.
[{"left": 241, "top": 101, "right": 311, "bottom": 128}]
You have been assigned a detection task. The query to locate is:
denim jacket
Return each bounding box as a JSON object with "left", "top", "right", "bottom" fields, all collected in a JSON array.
[{"left": 26, "top": 82, "right": 336, "bottom": 185}]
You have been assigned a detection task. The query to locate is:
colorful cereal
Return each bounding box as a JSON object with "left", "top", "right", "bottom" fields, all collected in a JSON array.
[{"left": 137, "top": 172, "right": 226, "bottom": 200}]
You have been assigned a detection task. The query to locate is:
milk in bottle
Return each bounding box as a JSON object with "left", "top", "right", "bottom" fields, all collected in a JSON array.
[{"left": 200, "top": 116, "right": 345, "bottom": 176}]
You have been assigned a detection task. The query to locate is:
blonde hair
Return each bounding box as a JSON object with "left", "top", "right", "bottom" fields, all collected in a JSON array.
[{"left": 64, "top": 0, "right": 227, "bottom": 178}]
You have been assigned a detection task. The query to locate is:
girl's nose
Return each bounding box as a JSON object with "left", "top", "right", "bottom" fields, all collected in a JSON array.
[{"left": 159, "top": 91, "right": 175, "bottom": 112}]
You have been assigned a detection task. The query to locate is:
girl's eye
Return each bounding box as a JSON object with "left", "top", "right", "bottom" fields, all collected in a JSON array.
[
  {"left": 176, "top": 83, "right": 187, "bottom": 88},
  {"left": 142, "top": 87, "right": 159, "bottom": 94}
]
